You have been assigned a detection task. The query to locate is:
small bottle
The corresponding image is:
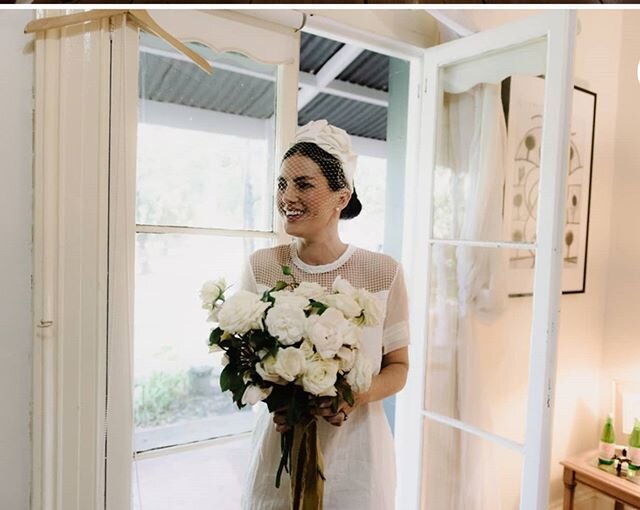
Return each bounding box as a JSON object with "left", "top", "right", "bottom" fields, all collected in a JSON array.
[
  {"left": 598, "top": 414, "right": 616, "bottom": 466},
  {"left": 628, "top": 418, "right": 640, "bottom": 475}
]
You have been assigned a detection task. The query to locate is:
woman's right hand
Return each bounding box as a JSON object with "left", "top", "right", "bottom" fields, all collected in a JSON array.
[{"left": 272, "top": 405, "right": 291, "bottom": 433}]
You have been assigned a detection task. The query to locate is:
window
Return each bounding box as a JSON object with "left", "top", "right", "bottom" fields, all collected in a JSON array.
[{"left": 132, "top": 34, "right": 279, "bottom": 508}]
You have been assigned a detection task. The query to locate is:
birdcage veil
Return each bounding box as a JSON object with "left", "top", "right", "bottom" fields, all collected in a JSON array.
[{"left": 278, "top": 120, "right": 362, "bottom": 223}]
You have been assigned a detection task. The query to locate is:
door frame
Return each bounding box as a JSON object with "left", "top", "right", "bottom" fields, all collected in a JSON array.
[{"left": 396, "top": 10, "right": 577, "bottom": 510}]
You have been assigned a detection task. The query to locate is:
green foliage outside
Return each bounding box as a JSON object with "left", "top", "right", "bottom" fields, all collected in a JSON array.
[{"left": 134, "top": 366, "right": 247, "bottom": 428}]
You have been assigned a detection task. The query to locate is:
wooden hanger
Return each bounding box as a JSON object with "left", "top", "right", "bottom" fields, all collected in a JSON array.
[{"left": 24, "top": 9, "right": 212, "bottom": 75}]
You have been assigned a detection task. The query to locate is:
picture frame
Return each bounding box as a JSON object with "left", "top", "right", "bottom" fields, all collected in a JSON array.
[{"left": 502, "top": 76, "right": 596, "bottom": 297}]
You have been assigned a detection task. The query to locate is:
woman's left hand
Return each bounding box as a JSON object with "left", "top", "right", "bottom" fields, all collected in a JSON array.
[{"left": 310, "top": 395, "right": 363, "bottom": 427}]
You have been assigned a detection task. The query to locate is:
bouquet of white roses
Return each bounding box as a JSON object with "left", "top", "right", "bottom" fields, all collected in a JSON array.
[{"left": 200, "top": 266, "right": 381, "bottom": 510}]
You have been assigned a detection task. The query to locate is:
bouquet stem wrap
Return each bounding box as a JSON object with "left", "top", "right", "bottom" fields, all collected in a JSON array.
[{"left": 290, "top": 417, "right": 325, "bottom": 510}]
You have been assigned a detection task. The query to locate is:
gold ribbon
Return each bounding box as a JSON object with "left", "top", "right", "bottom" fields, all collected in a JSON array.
[{"left": 290, "top": 418, "right": 325, "bottom": 510}]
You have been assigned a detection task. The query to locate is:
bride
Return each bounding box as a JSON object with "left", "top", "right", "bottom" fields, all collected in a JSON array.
[{"left": 240, "top": 120, "right": 410, "bottom": 510}]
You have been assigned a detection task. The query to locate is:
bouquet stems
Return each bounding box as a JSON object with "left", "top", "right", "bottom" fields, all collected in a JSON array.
[
  {"left": 290, "top": 417, "right": 325, "bottom": 510},
  {"left": 275, "top": 415, "right": 325, "bottom": 510}
]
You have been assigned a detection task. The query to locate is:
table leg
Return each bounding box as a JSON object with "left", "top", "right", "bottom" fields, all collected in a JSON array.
[
  {"left": 563, "top": 467, "right": 577, "bottom": 510},
  {"left": 614, "top": 501, "right": 624, "bottom": 510}
]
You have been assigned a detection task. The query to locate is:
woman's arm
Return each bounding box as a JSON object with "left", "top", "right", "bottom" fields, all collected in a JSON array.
[
  {"left": 360, "top": 346, "right": 409, "bottom": 406},
  {"left": 318, "top": 346, "right": 409, "bottom": 426}
]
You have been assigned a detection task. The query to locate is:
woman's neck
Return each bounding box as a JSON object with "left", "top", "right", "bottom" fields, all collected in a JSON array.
[{"left": 295, "top": 234, "right": 348, "bottom": 266}]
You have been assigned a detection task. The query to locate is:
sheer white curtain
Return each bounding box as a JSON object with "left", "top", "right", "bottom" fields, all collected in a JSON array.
[{"left": 426, "top": 82, "right": 507, "bottom": 509}]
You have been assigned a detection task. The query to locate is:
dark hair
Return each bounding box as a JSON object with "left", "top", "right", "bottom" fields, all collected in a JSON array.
[{"left": 282, "top": 142, "right": 362, "bottom": 220}]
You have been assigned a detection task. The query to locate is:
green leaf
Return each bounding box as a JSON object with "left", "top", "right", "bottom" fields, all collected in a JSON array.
[
  {"left": 232, "top": 383, "right": 247, "bottom": 406},
  {"left": 273, "top": 280, "right": 288, "bottom": 291},
  {"left": 330, "top": 396, "right": 340, "bottom": 414},
  {"left": 309, "top": 300, "right": 328, "bottom": 315},
  {"left": 281, "top": 265, "right": 292, "bottom": 276},
  {"left": 219, "top": 363, "right": 242, "bottom": 393},
  {"left": 264, "top": 385, "right": 293, "bottom": 413},
  {"left": 343, "top": 387, "right": 354, "bottom": 407},
  {"left": 208, "top": 328, "right": 223, "bottom": 347}
]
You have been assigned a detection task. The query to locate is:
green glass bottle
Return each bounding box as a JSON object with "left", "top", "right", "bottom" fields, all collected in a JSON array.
[
  {"left": 598, "top": 414, "right": 616, "bottom": 466},
  {"left": 628, "top": 418, "right": 640, "bottom": 474}
]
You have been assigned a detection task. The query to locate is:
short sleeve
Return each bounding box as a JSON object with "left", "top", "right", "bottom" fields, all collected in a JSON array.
[
  {"left": 239, "top": 258, "right": 258, "bottom": 293},
  {"left": 382, "top": 264, "right": 410, "bottom": 355}
]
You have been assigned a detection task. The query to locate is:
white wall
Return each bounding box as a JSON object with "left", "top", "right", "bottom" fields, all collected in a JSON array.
[
  {"left": 601, "top": 10, "right": 640, "bottom": 434},
  {"left": 0, "top": 10, "right": 34, "bottom": 510},
  {"left": 306, "top": 9, "right": 438, "bottom": 49},
  {"left": 453, "top": 8, "right": 627, "bottom": 507}
]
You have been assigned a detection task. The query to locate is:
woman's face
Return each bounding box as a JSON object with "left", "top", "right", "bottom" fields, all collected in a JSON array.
[{"left": 277, "top": 155, "right": 349, "bottom": 238}]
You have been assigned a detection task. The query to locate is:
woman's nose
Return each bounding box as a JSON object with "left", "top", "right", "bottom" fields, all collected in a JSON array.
[{"left": 281, "top": 184, "right": 298, "bottom": 203}]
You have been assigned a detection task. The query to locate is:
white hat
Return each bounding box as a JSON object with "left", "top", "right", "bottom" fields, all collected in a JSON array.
[{"left": 294, "top": 120, "right": 358, "bottom": 190}]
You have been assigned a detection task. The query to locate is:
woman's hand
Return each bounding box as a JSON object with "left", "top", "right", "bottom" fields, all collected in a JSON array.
[{"left": 310, "top": 393, "right": 367, "bottom": 427}]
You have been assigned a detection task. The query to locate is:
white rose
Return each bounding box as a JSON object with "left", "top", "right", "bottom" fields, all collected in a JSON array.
[
  {"left": 299, "top": 338, "right": 317, "bottom": 361},
  {"left": 341, "top": 321, "right": 362, "bottom": 348},
  {"left": 302, "top": 358, "right": 339, "bottom": 396},
  {"left": 265, "top": 303, "right": 307, "bottom": 346},
  {"left": 217, "top": 290, "right": 270, "bottom": 335},
  {"left": 256, "top": 355, "right": 286, "bottom": 385},
  {"left": 271, "top": 291, "right": 310, "bottom": 310},
  {"left": 241, "top": 384, "right": 273, "bottom": 405},
  {"left": 336, "top": 346, "right": 356, "bottom": 372},
  {"left": 355, "top": 289, "right": 383, "bottom": 327},
  {"left": 345, "top": 352, "right": 373, "bottom": 394},
  {"left": 305, "top": 308, "right": 348, "bottom": 359},
  {"left": 293, "top": 281, "right": 326, "bottom": 299},
  {"left": 200, "top": 279, "right": 227, "bottom": 308},
  {"left": 206, "top": 307, "right": 220, "bottom": 323},
  {"left": 274, "top": 347, "right": 307, "bottom": 382},
  {"left": 331, "top": 275, "right": 356, "bottom": 296},
  {"left": 319, "top": 293, "right": 362, "bottom": 320}
]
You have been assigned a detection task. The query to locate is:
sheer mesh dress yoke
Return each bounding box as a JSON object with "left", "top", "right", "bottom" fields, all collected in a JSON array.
[
  {"left": 245, "top": 243, "right": 410, "bottom": 357},
  {"left": 240, "top": 243, "right": 410, "bottom": 510}
]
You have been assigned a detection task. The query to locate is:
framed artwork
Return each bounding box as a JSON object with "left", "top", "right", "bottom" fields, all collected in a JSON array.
[{"left": 503, "top": 76, "right": 596, "bottom": 297}]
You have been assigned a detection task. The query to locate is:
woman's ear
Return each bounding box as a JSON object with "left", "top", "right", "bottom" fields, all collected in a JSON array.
[{"left": 339, "top": 190, "right": 351, "bottom": 209}]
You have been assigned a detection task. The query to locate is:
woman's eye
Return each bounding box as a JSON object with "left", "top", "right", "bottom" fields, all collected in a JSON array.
[{"left": 296, "top": 182, "right": 312, "bottom": 190}]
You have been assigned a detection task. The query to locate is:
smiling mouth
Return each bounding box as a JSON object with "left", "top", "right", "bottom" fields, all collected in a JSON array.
[{"left": 281, "top": 207, "right": 307, "bottom": 222}]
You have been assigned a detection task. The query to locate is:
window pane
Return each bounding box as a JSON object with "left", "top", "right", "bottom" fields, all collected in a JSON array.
[
  {"left": 424, "top": 244, "right": 533, "bottom": 444},
  {"left": 134, "top": 233, "right": 272, "bottom": 452},
  {"left": 339, "top": 154, "right": 386, "bottom": 252},
  {"left": 137, "top": 34, "right": 277, "bottom": 231},
  {"left": 421, "top": 418, "right": 523, "bottom": 509},
  {"left": 132, "top": 435, "right": 251, "bottom": 510}
]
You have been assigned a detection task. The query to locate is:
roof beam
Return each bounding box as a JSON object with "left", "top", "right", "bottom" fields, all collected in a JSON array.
[
  {"left": 140, "top": 43, "right": 387, "bottom": 108},
  {"left": 296, "top": 44, "right": 364, "bottom": 110}
]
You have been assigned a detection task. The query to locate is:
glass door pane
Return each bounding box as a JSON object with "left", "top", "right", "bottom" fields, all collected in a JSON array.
[
  {"left": 425, "top": 244, "right": 533, "bottom": 444},
  {"left": 137, "top": 33, "right": 277, "bottom": 232},
  {"left": 133, "top": 32, "right": 278, "bottom": 510},
  {"left": 419, "top": 26, "right": 571, "bottom": 508}
]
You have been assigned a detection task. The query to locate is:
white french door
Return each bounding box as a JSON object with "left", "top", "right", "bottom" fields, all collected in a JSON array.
[
  {"left": 105, "top": 10, "right": 300, "bottom": 509},
  {"left": 396, "top": 11, "right": 576, "bottom": 510}
]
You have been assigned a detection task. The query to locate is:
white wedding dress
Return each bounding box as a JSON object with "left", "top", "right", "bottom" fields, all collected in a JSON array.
[{"left": 240, "top": 243, "right": 410, "bottom": 510}]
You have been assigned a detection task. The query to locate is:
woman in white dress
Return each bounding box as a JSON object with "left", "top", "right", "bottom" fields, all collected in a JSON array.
[{"left": 241, "top": 120, "right": 410, "bottom": 510}]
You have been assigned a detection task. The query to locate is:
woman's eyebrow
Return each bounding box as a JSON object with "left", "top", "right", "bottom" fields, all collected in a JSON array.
[{"left": 293, "top": 175, "right": 315, "bottom": 183}]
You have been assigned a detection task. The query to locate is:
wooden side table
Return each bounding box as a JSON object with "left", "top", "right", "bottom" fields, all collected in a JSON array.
[{"left": 561, "top": 450, "right": 640, "bottom": 509}]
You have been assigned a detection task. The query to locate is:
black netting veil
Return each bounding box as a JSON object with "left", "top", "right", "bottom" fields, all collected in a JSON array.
[{"left": 279, "top": 142, "right": 362, "bottom": 224}]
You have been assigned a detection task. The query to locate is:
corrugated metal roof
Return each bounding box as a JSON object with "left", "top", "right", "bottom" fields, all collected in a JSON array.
[
  {"left": 298, "top": 94, "right": 387, "bottom": 141},
  {"left": 338, "top": 51, "right": 389, "bottom": 91},
  {"left": 139, "top": 33, "right": 390, "bottom": 140},
  {"left": 139, "top": 52, "right": 276, "bottom": 119},
  {"left": 300, "top": 32, "right": 344, "bottom": 75}
]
